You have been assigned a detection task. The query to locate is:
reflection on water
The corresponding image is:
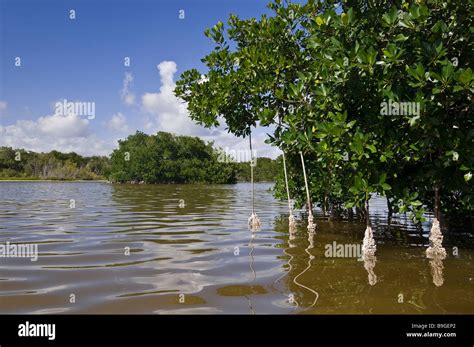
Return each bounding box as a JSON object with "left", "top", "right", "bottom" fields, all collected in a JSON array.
[
  {"left": 245, "top": 234, "right": 256, "bottom": 314},
  {"left": 428, "top": 257, "right": 445, "bottom": 287},
  {"left": 0, "top": 182, "right": 473, "bottom": 314},
  {"left": 292, "top": 231, "right": 319, "bottom": 309},
  {"left": 363, "top": 255, "right": 377, "bottom": 286}
]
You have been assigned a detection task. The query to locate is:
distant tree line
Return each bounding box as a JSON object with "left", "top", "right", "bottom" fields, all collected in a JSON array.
[
  {"left": 0, "top": 132, "right": 280, "bottom": 183},
  {"left": 0, "top": 147, "right": 110, "bottom": 180},
  {"left": 109, "top": 131, "right": 279, "bottom": 184},
  {"left": 109, "top": 131, "right": 239, "bottom": 184},
  {"left": 235, "top": 157, "right": 280, "bottom": 182}
]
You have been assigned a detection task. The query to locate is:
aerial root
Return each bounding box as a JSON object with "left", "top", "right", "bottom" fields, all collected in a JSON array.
[
  {"left": 307, "top": 212, "right": 316, "bottom": 232},
  {"left": 362, "top": 225, "right": 376, "bottom": 257},
  {"left": 426, "top": 218, "right": 447, "bottom": 259},
  {"left": 248, "top": 212, "right": 261, "bottom": 231},
  {"left": 289, "top": 213, "right": 297, "bottom": 231}
]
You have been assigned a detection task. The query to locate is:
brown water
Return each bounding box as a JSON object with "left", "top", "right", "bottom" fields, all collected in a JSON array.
[{"left": 0, "top": 182, "right": 472, "bottom": 314}]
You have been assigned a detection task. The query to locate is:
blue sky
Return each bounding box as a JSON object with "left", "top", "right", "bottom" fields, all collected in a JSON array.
[{"left": 0, "top": 0, "right": 280, "bottom": 158}]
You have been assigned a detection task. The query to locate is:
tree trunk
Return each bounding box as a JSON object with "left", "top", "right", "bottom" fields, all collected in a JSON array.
[
  {"left": 365, "top": 198, "right": 371, "bottom": 228},
  {"left": 322, "top": 193, "right": 327, "bottom": 216},
  {"left": 347, "top": 207, "right": 354, "bottom": 220},
  {"left": 355, "top": 207, "right": 363, "bottom": 221},
  {"left": 386, "top": 196, "right": 393, "bottom": 226}
]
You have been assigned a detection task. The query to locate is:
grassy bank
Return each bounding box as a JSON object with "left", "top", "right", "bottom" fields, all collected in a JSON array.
[{"left": 0, "top": 177, "right": 107, "bottom": 182}]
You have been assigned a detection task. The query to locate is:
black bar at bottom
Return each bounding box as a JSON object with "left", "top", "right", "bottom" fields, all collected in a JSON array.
[{"left": 0, "top": 315, "right": 472, "bottom": 346}]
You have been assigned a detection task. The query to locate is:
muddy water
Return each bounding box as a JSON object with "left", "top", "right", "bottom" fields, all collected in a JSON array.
[{"left": 0, "top": 182, "right": 472, "bottom": 314}]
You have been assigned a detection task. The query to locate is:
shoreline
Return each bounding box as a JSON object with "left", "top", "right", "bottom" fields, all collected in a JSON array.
[
  {"left": 0, "top": 179, "right": 274, "bottom": 184},
  {"left": 0, "top": 179, "right": 109, "bottom": 182}
]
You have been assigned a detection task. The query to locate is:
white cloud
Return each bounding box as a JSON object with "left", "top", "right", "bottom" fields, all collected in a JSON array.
[
  {"left": 0, "top": 113, "right": 112, "bottom": 156},
  {"left": 141, "top": 61, "right": 208, "bottom": 137},
  {"left": 140, "top": 61, "right": 279, "bottom": 158},
  {"left": 158, "top": 61, "right": 177, "bottom": 86},
  {"left": 120, "top": 72, "right": 135, "bottom": 106},
  {"left": 108, "top": 112, "right": 129, "bottom": 133},
  {"left": 37, "top": 113, "right": 90, "bottom": 137}
]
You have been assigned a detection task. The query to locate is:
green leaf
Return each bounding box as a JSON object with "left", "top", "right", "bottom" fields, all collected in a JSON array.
[
  {"left": 458, "top": 68, "right": 473, "bottom": 84},
  {"left": 349, "top": 186, "right": 359, "bottom": 194},
  {"left": 366, "top": 144, "right": 377, "bottom": 153},
  {"left": 441, "top": 64, "right": 454, "bottom": 81},
  {"left": 382, "top": 7, "right": 398, "bottom": 26},
  {"left": 409, "top": 115, "right": 420, "bottom": 127},
  {"left": 346, "top": 120, "right": 356, "bottom": 128},
  {"left": 341, "top": 13, "right": 348, "bottom": 25},
  {"left": 367, "top": 49, "right": 377, "bottom": 66}
]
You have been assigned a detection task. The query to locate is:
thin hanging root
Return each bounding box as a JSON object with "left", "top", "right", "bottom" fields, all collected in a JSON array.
[
  {"left": 248, "top": 130, "right": 260, "bottom": 232},
  {"left": 426, "top": 218, "right": 447, "bottom": 259},
  {"left": 289, "top": 213, "right": 297, "bottom": 230},
  {"left": 300, "top": 151, "right": 316, "bottom": 231},
  {"left": 282, "top": 152, "right": 297, "bottom": 232},
  {"left": 307, "top": 211, "right": 316, "bottom": 232},
  {"left": 248, "top": 213, "right": 261, "bottom": 231},
  {"left": 362, "top": 225, "right": 376, "bottom": 257}
]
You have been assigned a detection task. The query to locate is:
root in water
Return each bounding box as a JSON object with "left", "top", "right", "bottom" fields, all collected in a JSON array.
[
  {"left": 307, "top": 212, "right": 316, "bottom": 232},
  {"left": 363, "top": 254, "right": 377, "bottom": 286},
  {"left": 289, "top": 214, "right": 297, "bottom": 233},
  {"left": 426, "top": 217, "right": 446, "bottom": 287},
  {"left": 429, "top": 256, "right": 445, "bottom": 287},
  {"left": 300, "top": 151, "right": 316, "bottom": 232},
  {"left": 292, "top": 231, "right": 319, "bottom": 310},
  {"left": 362, "top": 225, "right": 376, "bottom": 257},
  {"left": 426, "top": 218, "right": 447, "bottom": 259},
  {"left": 248, "top": 213, "right": 261, "bottom": 231}
]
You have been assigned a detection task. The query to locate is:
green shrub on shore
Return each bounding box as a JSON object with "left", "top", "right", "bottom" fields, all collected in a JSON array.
[
  {"left": 0, "top": 147, "right": 111, "bottom": 180},
  {"left": 109, "top": 131, "right": 238, "bottom": 184}
]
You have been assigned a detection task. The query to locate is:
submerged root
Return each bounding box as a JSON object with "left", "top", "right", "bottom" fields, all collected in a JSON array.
[
  {"left": 362, "top": 225, "right": 377, "bottom": 257},
  {"left": 307, "top": 212, "right": 316, "bottom": 232},
  {"left": 429, "top": 257, "right": 445, "bottom": 287},
  {"left": 426, "top": 218, "right": 446, "bottom": 287},
  {"left": 362, "top": 224, "right": 377, "bottom": 285},
  {"left": 363, "top": 254, "right": 377, "bottom": 286},
  {"left": 248, "top": 213, "right": 261, "bottom": 231},
  {"left": 289, "top": 214, "right": 297, "bottom": 232},
  {"left": 426, "top": 218, "right": 447, "bottom": 259}
]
